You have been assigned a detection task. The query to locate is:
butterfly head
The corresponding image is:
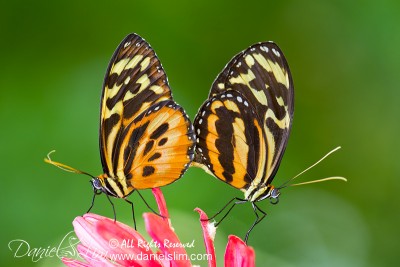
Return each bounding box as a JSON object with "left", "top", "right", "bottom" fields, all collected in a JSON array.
[
  {"left": 269, "top": 187, "right": 281, "bottom": 204},
  {"left": 247, "top": 184, "right": 281, "bottom": 204},
  {"left": 258, "top": 186, "right": 280, "bottom": 204},
  {"left": 90, "top": 174, "right": 122, "bottom": 197},
  {"left": 91, "top": 177, "right": 106, "bottom": 195}
]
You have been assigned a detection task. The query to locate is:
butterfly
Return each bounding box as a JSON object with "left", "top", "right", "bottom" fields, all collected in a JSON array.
[
  {"left": 192, "top": 41, "right": 294, "bottom": 241},
  {"left": 46, "top": 33, "right": 195, "bottom": 224},
  {"left": 193, "top": 41, "right": 347, "bottom": 242}
]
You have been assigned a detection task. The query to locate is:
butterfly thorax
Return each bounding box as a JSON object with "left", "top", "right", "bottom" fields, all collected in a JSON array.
[
  {"left": 244, "top": 183, "right": 280, "bottom": 203},
  {"left": 92, "top": 173, "right": 133, "bottom": 198}
]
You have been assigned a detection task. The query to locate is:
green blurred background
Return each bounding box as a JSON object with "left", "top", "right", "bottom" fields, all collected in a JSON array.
[{"left": 1, "top": 0, "right": 399, "bottom": 266}]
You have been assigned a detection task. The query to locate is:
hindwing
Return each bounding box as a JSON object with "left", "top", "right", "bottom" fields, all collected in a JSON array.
[
  {"left": 194, "top": 91, "right": 266, "bottom": 190},
  {"left": 114, "top": 100, "right": 195, "bottom": 189}
]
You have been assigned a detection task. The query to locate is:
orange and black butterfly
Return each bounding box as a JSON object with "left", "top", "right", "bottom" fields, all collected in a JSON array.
[
  {"left": 192, "top": 42, "right": 294, "bottom": 241},
  {"left": 193, "top": 42, "right": 345, "bottom": 242},
  {"left": 46, "top": 33, "right": 195, "bottom": 223}
]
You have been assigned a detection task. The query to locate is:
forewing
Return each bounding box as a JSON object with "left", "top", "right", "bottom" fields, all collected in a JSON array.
[
  {"left": 194, "top": 91, "right": 266, "bottom": 190},
  {"left": 114, "top": 100, "right": 195, "bottom": 189},
  {"left": 208, "top": 42, "right": 294, "bottom": 184},
  {"left": 100, "top": 34, "right": 172, "bottom": 176}
]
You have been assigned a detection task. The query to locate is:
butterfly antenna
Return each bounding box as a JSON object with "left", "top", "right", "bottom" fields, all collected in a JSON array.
[
  {"left": 287, "top": 176, "right": 347, "bottom": 187},
  {"left": 44, "top": 150, "right": 96, "bottom": 179},
  {"left": 278, "top": 146, "right": 347, "bottom": 189}
]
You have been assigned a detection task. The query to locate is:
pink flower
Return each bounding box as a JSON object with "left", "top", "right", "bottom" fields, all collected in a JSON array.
[
  {"left": 62, "top": 188, "right": 255, "bottom": 267},
  {"left": 196, "top": 208, "right": 255, "bottom": 267},
  {"left": 224, "top": 236, "right": 255, "bottom": 267}
]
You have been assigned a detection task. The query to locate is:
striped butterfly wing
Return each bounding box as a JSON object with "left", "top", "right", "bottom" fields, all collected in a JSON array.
[
  {"left": 100, "top": 33, "right": 194, "bottom": 191},
  {"left": 114, "top": 99, "right": 195, "bottom": 189},
  {"left": 194, "top": 42, "right": 294, "bottom": 188},
  {"left": 194, "top": 91, "right": 266, "bottom": 191}
]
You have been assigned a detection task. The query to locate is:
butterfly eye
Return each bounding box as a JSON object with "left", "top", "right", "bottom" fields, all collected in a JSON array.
[
  {"left": 91, "top": 178, "right": 103, "bottom": 191},
  {"left": 270, "top": 188, "right": 280, "bottom": 205},
  {"left": 269, "top": 189, "right": 280, "bottom": 205}
]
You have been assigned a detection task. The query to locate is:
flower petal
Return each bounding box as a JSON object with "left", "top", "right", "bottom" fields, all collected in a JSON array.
[
  {"left": 144, "top": 213, "right": 192, "bottom": 267},
  {"left": 72, "top": 215, "right": 110, "bottom": 257},
  {"left": 74, "top": 213, "right": 162, "bottom": 267},
  {"left": 62, "top": 257, "right": 91, "bottom": 267},
  {"left": 156, "top": 250, "right": 171, "bottom": 267},
  {"left": 224, "top": 235, "right": 255, "bottom": 267},
  {"left": 195, "top": 208, "right": 216, "bottom": 267},
  {"left": 75, "top": 244, "right": 116, "bottom": 267},
  {"left": 152, "top": 188, "right": 171, "bottom": 226}
]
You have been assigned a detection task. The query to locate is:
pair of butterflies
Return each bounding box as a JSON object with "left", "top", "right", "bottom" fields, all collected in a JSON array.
[{"left": 47, "top": 33, "right": 294, "bottom": 236}]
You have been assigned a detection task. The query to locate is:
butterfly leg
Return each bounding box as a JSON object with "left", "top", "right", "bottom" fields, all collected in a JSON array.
[
  {"left": 123, "top": 198, "right": 137, "bottom": 230},
  {"left": 135, "top": 190, "right": 164, "bottom": 218},
  {"left": 86, "top": 189, "right": 102, "bottom": 213},
  {"left": 104, "top": 193, "right": 117, "bottom": 223},
  {"left": 244, "top": 202, "right": 267, "bottom": 243},
  {"left": 206, "top": 197, "right": 247, "bottom": 226},
  {"left": 86, "top": 191, "right": 97, "bottom": 213}
]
